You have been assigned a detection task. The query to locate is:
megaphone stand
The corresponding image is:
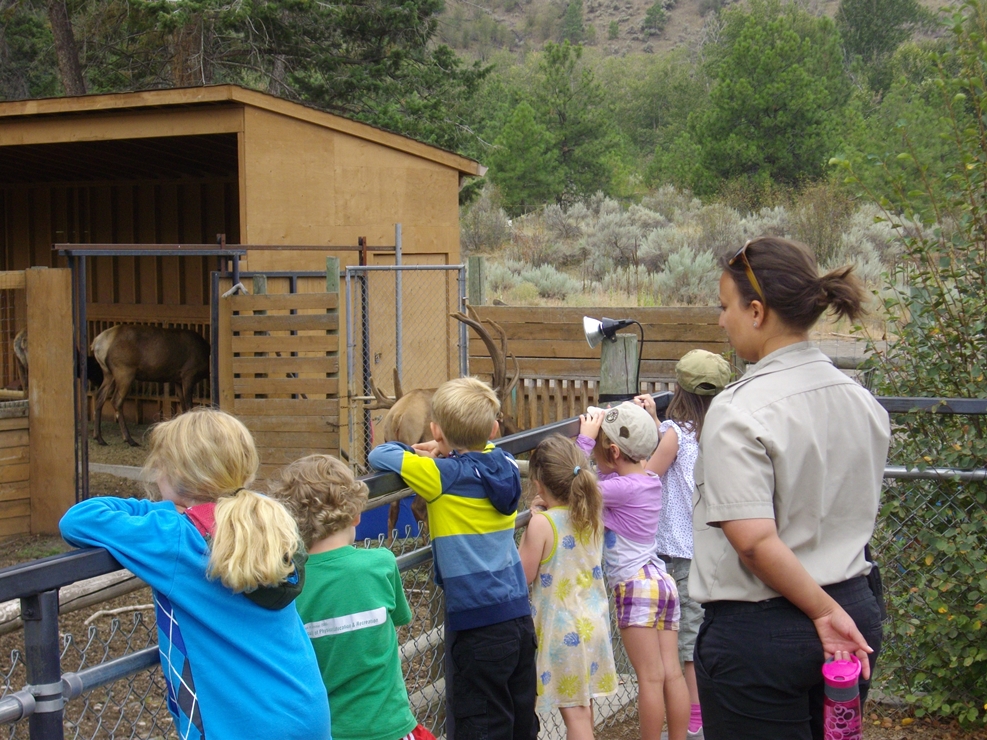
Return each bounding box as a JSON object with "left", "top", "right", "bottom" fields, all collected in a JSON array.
[
  {"left": 598, "top": 333, "right": 640, "bottom": 405},
  {"left": 582, "top": 315, "right": 644, "bottom": 406}
]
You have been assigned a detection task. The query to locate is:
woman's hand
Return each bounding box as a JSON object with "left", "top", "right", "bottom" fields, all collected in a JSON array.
[
  {"left": 812, "top": 606, "right": 874, "bottom": 680},
  {"left": 634, "top": 393, "right": 659, "bottom": 422},
  {"left": 721, "top": 518, "right": 874, "bottom": 680},
  {"left": 529, "top": 494, "right": 548, "bottom": 513},
  {"left": 579, "top": 410, "right": 605, "bottom": 439}
]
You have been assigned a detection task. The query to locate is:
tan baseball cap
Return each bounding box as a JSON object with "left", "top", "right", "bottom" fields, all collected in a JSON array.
[
  {"left": 600, "top": 402, "right": 658, "bottom": 462},
  {"left": 676, "top": 349, "right": 731, "bottom": 396}
]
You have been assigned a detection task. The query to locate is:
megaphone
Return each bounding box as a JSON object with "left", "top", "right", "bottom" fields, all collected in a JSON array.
[{"left": 583, "top": 316, "right": 635, "bottom": 349}]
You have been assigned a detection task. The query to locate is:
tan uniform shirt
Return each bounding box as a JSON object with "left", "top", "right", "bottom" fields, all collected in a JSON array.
[{"left": 690, "top": 342, "right": 891, "bottom": 603}]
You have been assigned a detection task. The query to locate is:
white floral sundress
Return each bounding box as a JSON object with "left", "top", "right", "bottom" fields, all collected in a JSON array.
[{"left": 530, "top": 507, "right": 618, "bottom": 712}]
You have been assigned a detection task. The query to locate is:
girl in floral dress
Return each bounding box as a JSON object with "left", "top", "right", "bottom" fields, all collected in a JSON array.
[{"left": 519, "top": 434, "right": 618, "bottom": 740}]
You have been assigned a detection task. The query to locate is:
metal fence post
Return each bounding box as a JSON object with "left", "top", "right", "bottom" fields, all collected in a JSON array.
[{"left": 22, "top": 590, "right": 63, "bottom": 740}]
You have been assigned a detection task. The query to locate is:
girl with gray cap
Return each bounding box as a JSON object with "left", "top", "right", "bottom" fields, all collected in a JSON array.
[
  {"left": 576, "top": 402, "right": 687, "bottom": 740},
  {"left": 636, "top": 348, "right": 732, "bottom": 740}
]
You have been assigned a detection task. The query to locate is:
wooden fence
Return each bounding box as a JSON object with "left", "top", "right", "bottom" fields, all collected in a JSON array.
[
  {"left": 0, "top": 269, "right": 74, "bottom": 536},
  {"left": 217, "top": 270, "right": 340, "bottom": 482},
  {"left": 468, "top": 306, "right": 728, "bottom": 429}
]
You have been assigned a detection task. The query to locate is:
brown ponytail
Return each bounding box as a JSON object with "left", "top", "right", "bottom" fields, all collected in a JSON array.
[
  {"left": 528, "top": 435, "right": 603, "bottom": 543},
  {"left": 722, "top": 237, "right": 867, "bottom": 331}
]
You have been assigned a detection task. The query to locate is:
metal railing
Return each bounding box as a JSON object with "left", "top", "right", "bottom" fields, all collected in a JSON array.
[{"left": 0, "top": 395, "right": 984, "bottom": 738}]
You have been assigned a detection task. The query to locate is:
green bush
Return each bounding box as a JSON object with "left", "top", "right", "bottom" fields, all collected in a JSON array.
[
  {"left": 608, "top": 20, "right": 620, "bottom": 39},
  {"left": 653, "top": 245, "right": 719, "bottom": 304},
  {"left": 641, "top": 2, "right": 668, "bottom": 35},
  {"left": 834, "top": 0, "right": 987, "bottom": 724}
]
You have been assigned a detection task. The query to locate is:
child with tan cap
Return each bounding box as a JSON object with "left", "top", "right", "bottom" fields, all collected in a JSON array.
[
  {"left": 576, "top": 401, "right": 688, "bottom": 740},
  {"left": 636, "top": 349, "right": 732, "bottom": 739}
]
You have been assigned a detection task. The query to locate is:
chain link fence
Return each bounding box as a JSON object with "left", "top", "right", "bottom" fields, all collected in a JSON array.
[
  {"left": 0, "top": 405, "right": 983, "bottom": 738},
  {"left": 345, "top": 265, "right": 467, "bottom": 475}
]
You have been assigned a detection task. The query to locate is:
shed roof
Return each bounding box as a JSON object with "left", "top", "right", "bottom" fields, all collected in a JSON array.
[{"left": 0, "top": 84, "right": 484, "bottom": 177}]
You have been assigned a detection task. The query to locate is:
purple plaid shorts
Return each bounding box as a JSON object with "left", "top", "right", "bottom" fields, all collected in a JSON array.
[{"left": 613, "top": 561, "right": 681, "bottom": 630}]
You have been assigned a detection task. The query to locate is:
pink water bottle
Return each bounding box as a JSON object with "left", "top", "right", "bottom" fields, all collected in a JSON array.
[{"left": 822, "top": 655, "right": 862, "bottom": 740}]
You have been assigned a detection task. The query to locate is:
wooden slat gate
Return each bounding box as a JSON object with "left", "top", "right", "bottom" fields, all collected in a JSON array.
[{"left": 217, "top": 273, "right": 340, "bottom": 482}]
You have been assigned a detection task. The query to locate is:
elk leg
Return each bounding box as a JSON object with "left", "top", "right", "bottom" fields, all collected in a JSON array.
[
  {"left": 387, "top": 500, "right": 402, "bottom": 544},
  {"left": 177, "top": 371, "right": 196, "bottom": 414},
  {"left": 92, "top": 376, "right": 116, "bottom": 446},
  {"left": 111, "top": 370, "right": 139, "bottom": 447},
  {"left": 411, "top": 495, "right": 429, "bottom": 541}
]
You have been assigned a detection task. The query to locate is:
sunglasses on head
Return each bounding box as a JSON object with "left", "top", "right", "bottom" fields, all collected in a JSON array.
[{"left": 728, "top": 239, "right": 766, "bottom": 303}]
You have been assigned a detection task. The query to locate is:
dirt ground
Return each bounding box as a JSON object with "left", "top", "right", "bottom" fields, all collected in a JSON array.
[{"left": 601, "top": 710, "right": 987, "bottom": 739}]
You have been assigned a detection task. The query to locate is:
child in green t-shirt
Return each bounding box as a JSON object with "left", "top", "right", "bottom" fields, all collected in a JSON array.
[{"left": 272, "top": 454, "right": 435, "bottom": 740}]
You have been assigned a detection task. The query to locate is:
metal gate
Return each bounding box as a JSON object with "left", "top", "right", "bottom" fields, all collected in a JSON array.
[{"left": 345, "top": 264, "right": 467, "bottom": 473}]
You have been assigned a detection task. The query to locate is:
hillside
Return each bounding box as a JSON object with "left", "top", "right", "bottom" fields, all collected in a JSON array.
[{"left": 437, "top": 0, "right": 931, "bottom": 59}]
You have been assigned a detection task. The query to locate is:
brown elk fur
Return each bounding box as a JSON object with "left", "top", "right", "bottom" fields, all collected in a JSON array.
[
  {"left": 13, "top": 330, "right": 27, "bottom": 391},
  {"left": 92, "top": 324, "right": 209, "bottom": 447}
]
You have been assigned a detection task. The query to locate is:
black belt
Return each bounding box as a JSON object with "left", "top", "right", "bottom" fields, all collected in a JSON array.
[{"left": 704, "top": 576, "right": 872, "bottom": 616}]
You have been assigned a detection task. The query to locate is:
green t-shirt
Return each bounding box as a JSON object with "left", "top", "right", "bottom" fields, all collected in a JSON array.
[{"left": 295, "top": 546, "right": 416, "bottom": 740}]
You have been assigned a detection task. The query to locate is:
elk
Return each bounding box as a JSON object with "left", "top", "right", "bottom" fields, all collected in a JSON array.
[
  {"left": 92, "top": 324, "right": 210, "bottom": 447},
  {"left": 369, "top": 306, "right": 521, "bottom": 542},
  {"left": 12, "top": 329, "right": 104, "bottom": 392}
]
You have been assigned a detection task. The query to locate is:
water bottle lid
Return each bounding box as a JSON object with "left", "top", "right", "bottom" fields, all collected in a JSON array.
[{"left": 822, "top": 655, "right": 862, "bottom": 689}]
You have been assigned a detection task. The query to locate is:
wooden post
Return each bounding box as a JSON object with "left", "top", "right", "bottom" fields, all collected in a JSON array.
[
  {"left": 598, "top": 333, "right": 639, "bottom": 403},
  {"left": 467, "top": 255, "right": 485, "bottom": 306},
  {"left": 26, "top": 267, "right": 75, "bottom": 534},
  {"left": 218, "top": 277, "right": 234, "bottom": 411},
  {"left": 326, "top": 257, "right": 340, "bottom": 294}
]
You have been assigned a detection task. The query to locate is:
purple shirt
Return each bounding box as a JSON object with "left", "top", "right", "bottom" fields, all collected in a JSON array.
[{"left": 576, "top": 434, "right": 663, "bottom": 544}]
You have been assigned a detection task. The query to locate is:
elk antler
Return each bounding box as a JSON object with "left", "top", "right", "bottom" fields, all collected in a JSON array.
[
  {"left": 451, "top": 305, "right": 521, "bottom": 401},
  {"left": 367, "top": 367, "right": 407, "bottom": 410},
  {"left": 368, "top": 374, "right": 396, "bottom": 410}
]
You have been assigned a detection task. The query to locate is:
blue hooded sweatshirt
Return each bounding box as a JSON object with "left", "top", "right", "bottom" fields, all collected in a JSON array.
[{"left": 367, "top": 441, "right": 530, "bottom": 631}]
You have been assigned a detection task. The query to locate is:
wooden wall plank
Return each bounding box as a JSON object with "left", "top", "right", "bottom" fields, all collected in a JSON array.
[
  {"left": 472, "top": 356, "right": 679, "bottom": 380},
  {"left": 232, "top": 357, "right": 338, "bottom": 374},
  {"left": 473, "top": 306, "right": 722, "bottom": 325},
  {"left": 233, "top": 378, "right": 338, "bottom": 395},
  {"left": 0, "top": 480, "right": 30, "bottom": 502},
  {"left": 252, "top": 432, "right": 338, "bottom": 448},
  {"left": 230, "top": 313, "right": 338, "bottom": 333},
  {"left": 0, "top": 464, "right": 30, "bottom": 484},
  {"left": 231, "top": 335, "right": 338, "bottom": 354},
  {"left": 236, "top": 416, "right": 338, "bottom": 433},
  {"left": 466, "top": 323, "right": 726, "bottom": 343},
  {"left": 230, "top": 293, "right": 339, "bottom": 311},
  {"left": 257, "top": 445, "right": 341, "bottom": 466},
  {"left": 0, "top": 431, "right": 29, "bottom": 448},
  {"left": 233, "top": 399, "right": 338, "bottom": 415},
  {"left": 469, "top": 339, "right": 727, "bottom": 362},
  {"left": 0, "top": 517, "right": 31, "bottom": 537},
  {"left": 0, "top": 446, "right": 29, "bottom": 465}
]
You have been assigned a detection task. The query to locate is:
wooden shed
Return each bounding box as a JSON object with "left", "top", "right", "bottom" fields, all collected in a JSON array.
[{"left": 0, "top": 85, "right": 482, "bottom": 496}]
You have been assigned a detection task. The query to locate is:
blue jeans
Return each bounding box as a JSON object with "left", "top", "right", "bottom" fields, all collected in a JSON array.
[{"left": 695, "top": 577, "right": 883, "bottom": 740}]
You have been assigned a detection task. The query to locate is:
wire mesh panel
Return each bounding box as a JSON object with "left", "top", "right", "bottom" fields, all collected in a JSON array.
[
  {"left": 345, "top": 266, "right": 466, "bottom": 474},
  {"left": 0, "top": 407, "right": 985, "bottom": 738}
]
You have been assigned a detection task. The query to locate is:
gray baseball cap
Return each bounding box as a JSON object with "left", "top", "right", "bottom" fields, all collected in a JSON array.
[{"left": 599, "top": 402, "right": 658, "bottom": 462}]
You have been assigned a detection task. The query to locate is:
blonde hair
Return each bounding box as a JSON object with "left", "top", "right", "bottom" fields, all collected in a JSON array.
[
  {"left": 529, "top": 435, "right": 603, "bottom": 543},
  {"left": 270, "top": 455, "right": 369, "bottom": 549},
  {"left": 142, "top": 408, "right": 300, "bottom": 593},
  {"left": 430, "top": 376, "right": 500, "bottom": 450}
]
